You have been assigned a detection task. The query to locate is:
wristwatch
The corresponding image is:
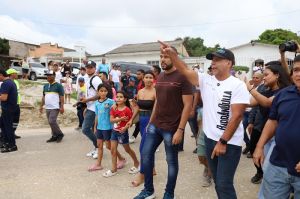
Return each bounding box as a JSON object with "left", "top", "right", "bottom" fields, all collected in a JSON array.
[{"left": 219, "top": 138, "right": 227, "bottom": 145}]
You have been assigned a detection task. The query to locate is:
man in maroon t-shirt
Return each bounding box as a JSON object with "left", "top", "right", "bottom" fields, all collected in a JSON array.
[{"left": 134, "top": 46, "right": 193, "bottom": 199}]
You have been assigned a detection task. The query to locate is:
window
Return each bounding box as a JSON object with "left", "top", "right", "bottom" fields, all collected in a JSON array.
[{"left": 147, "top": 60, "right": 159, "bottom": 66}]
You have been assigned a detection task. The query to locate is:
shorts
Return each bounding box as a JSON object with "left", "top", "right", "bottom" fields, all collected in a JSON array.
[
  {"left": 197, "top": 130, "right": 206, "bottom": 156},
  {"left": 111, "top": 130, "right": 129, "bottom": 144},
  {"left": 96, "top": 129, "right": 112, "bottom": 141},
  {"left": 22, "top": 68, "right": 29, "bottom": 74}
]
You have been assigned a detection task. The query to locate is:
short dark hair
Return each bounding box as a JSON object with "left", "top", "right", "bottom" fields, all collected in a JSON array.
[
  {"left": 152, "top": 65, "right": 161, "bottom": 74},
  {"left": 0, "top": 69, "right": 8, "bottom": 77},
  {"left": 100, "top": 72, "right": 108, "bottom": 79},
  {"left": 144, "top": 70, "right": 155, "bottom": 78},
  {"left": 171, "top": 46, "right": 178, "bottom": 54},
  {"left": 294, "top": 55, "right": 300, "bottom": 63},
  {"left": 137, "top": 69, "right": 145, "bottom": 74}
]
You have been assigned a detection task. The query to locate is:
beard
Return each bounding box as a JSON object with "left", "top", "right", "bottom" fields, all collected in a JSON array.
[{"left": 161, "top": 62, "right": 173, "bottom": 71}]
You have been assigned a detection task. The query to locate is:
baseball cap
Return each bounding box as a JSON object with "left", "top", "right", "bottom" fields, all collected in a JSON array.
[
  {"left": 6, "top": 68, "right": 19, "bottom": 75},
  {"left": 86, "top": 60, "right": 96, "bottom": 68},
  {"left": 45, "top": 70, "right": 55, "bottom": 76},
  {"left": 206, "top": 48, "right": 235, "bottom": 66},
  {"left": 129, "top": 77, "right": 136, "bottom": 82},
  {"left": 78, "top": 77, "right": 85, "bottom": 82}
]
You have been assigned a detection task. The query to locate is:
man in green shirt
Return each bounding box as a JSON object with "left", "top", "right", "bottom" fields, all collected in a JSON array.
[{"left": 6, "top": 69, "right": 21, "bottom": 139}]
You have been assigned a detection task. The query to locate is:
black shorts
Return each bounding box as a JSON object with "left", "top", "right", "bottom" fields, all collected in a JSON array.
[{"left": 22, "top": 68, "right": 29, "bottom": 74}]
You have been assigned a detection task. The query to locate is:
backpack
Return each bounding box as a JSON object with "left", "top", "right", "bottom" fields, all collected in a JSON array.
[{"left": 89, "top": 75, "right": 97, "bottom": 90}]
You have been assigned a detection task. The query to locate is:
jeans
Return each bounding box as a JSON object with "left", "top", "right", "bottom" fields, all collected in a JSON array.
[
  {"left": 46, "top": 109, "right": 63, "bottom": 137},
  {"left": 258, "top": 138, "right": 276, "bottom": 199},
  {"left": 114, "top": 82, "right": 120, "bottom": 91},
  {"left": 261, "top": 163, "right": 300, "bottom": 199},
  {"left": 139, "top": 113, "right": 151, "bottom": 173},
  {"left": 77, "top": 107, "right": 84, "bottom": 128},
  {"left": 242, "top": 111, "right": 250, "bottom": 146},
  {"left": 1, "top": 108, "right": 16, "bottom": 147},
  {"left": 82, "top": 109, "right": 97, "bottom": 148},
  {"left": 205, "top": 135, "right": 242, "bottom": 199},
  {"left": 142, "top": 123, "right": 179, "bottom": 195}
]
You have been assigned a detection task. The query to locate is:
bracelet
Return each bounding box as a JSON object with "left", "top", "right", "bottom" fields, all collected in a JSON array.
[
  {"left": 178, "top": 128, "right": 185, "bottom": 132},
  {"left": 249, "top": 87, "right": 255, "bottom": 93}
]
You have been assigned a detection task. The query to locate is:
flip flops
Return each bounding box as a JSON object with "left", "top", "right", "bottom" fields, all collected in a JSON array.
[
  {"left": 88, "top": 164, "right": 103, "bottom": 172},
  {"left": 128, "top": 166, "right": 140, "bottom": 174},
  {"left": 103, "top": 170, "right": 117, "bottom": 178}
]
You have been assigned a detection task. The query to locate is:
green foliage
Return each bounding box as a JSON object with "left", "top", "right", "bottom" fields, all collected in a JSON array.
[
  {"left": 257, "top": 29, "right": 300, "bottom": 45},
  {"left": 178, "top": 37, "right": 220, "bottom": 57},
  {"left": 233, "top": 66, "right": 249, "bottom": 73},
  {"left": 0, "top": 38, "right": 10, "bottom": 55}
]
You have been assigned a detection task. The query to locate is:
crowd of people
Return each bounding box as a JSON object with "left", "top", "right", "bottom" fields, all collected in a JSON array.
[{"left": 0, "top": 40, "right": 300, "bottom": 199}]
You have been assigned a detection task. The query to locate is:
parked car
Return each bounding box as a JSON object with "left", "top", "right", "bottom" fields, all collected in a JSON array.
[
  {"left": 10, "top": 60, "right": 48, "bottom": 81},
  {"left": 112, "top": 61, "right": 152, "bottom": 75}
]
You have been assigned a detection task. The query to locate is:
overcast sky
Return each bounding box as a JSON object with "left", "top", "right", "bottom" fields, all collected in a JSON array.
[{"left": 0, "top": 0, "right": 299, "bottom": 54}]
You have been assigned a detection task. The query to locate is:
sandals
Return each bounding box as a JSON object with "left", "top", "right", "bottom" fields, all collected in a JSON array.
[
  {"left": 117, "top": 159, "right": 127, "bottom": 169},
  {"left": 128, "top": 166, "right": 140, "bottom": 174},
  {"left": 88, "top": 164, "right": 103, "bottom": 172},
  {"left": 102, "top": 170, "right": 117, "bottom": 178}
]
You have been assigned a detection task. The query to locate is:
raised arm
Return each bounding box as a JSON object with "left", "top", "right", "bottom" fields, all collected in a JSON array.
[{"left": 159, "top": 40, "right": 199, "bottom": 86}]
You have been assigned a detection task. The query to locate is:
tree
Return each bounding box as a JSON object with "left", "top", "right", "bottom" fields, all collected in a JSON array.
[
  {"left": 0, "top": 38, "right": 10, "bottom": 55},
  {"left": 257, "top": 29, "right": 300, "bottom": 45},
  {"left": 178, "top": 36, "right": 220, "bottom": 57}
]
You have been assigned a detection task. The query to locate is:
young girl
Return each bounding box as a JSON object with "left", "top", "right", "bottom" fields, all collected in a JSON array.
[
  {"left": 88, "top": 84, "right": 126, "bottom": 172},
  {"left": 63, "top": 71, "right": 73, "bottom": 104},
  {"left": 102, "top": 91, "right": 139, "bottom": 177}
]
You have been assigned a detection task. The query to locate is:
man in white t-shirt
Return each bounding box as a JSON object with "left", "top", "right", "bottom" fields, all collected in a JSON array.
[
  {"left": 75, "top": 67, "right": 89, "bottom": 91},
  {"left": 80, "top": 61, "right": 102, "bottom": 158},
  {"left": 159, "top": 41, "right": 249, "bottom": 199},
  {"left": 53, "top": 63, "right": 63, "bottom": 84},
  {"left": 109, "top": 64, "right": 121, "bottom": 91}
]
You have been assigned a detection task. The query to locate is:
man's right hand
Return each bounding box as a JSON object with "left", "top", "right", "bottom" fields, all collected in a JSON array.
[{"left": 247, "top": 124, "right": 254, "bottom": 135}]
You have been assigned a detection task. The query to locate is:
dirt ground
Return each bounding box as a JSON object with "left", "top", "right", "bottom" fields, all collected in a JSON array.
[{"left": 0, "top": 81, "right": 260, "bottom": 199}]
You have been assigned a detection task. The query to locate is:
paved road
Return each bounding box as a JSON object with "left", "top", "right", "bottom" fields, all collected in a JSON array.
[{"left": 0, "top": 127, "right": 259, "bottom": 199}]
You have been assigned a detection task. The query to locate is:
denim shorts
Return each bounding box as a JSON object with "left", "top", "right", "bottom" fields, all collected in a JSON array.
[
  {"left": 96, "top": 129, "right": 112, "bottom": 141},
  {"left": 111, "top": 130, "right": 129, "bottom": 144}
]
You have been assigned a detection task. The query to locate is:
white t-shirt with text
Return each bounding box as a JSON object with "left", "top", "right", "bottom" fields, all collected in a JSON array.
[{"left": 199, "top": 73, "right": 250, "bottom": 146}]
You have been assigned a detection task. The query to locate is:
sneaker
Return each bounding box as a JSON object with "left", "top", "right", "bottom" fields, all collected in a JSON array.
[
  {"left": 134, "top": 189, "right": 155, "bottom": 199},
  {"left": 15, "top": 135, "right": 21, "bottom": 139},
  {"left": 163, "top": 192, "right": 175, "bottom": 199},
  {"left": 46, "top": 136, "right": 58, "bottom": 143},
  {"left": 247, "top": 153, "right": 253, "bottom": 158},
  {"left": 202, "top": 175, "right": 212, "bottom": 187},
  {"left": 92, "top": 150, "right": 98, "bottom": 159},
  {"left": 129, "top": 136, "right": 136, "bottom": 144},
  {"left": 193, "top": 148, "right": 197, "bottom": 154},
  {"left": 56, "top": 134, "right": 64, "bottom": 143},
  {"left": 251, "top": 173, "right": 263, "bottom": 184},
  {"left": 1, "top": 145, "right": 18, "bottom": 153},
  {"left": 86, "top": 148, "right": 96, "bottom": 157},
  {"left": 242, "top": 146, "right": 250, "bottom": 155}
]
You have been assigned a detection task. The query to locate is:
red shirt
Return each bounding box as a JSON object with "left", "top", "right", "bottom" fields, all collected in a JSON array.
[
  {"left": 137, "top": 80, "right": 144, "bottom": 91},
  {"left": 110, "top": 106, "right": 132, "bottom": 132}
]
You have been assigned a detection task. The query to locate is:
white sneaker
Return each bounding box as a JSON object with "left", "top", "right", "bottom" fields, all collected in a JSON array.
[
  {"left": 129, "top": 136, "right": 136, "bottom": 144},
  {"left": 92, "top": 150, "right": 98, "bottom": 159},
  {"left": 86, "top": 148, "right": 96, "bottom": 157}
]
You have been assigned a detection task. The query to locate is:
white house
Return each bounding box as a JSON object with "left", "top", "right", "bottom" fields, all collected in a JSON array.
[
  {"left": 88, "top": 39, "right": 189, "bottom": 68},
  {"left": 186, "top": 42, "right": 296, "bottom": 75}
]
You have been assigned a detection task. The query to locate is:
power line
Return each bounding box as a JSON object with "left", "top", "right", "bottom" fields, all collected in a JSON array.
[{"left": 28, "top": 9, "right": 300, "bottom": 29}]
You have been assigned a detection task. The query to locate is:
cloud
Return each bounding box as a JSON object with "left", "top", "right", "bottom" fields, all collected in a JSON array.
[{"left": 0, "top": 0, "right": 300, "bottom": 54}]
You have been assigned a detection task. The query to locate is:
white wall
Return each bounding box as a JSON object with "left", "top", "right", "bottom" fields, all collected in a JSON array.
[{"left": 106, "top": 52, "right": 160, "bottom": 66}]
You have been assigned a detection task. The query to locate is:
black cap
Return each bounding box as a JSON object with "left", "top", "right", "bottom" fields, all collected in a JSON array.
[
  {"left": 86, "top": 60, "right": 96, "bottom": 68},
  {"left": 206, "top": 48, "right": 235, "bottom": 66}
]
